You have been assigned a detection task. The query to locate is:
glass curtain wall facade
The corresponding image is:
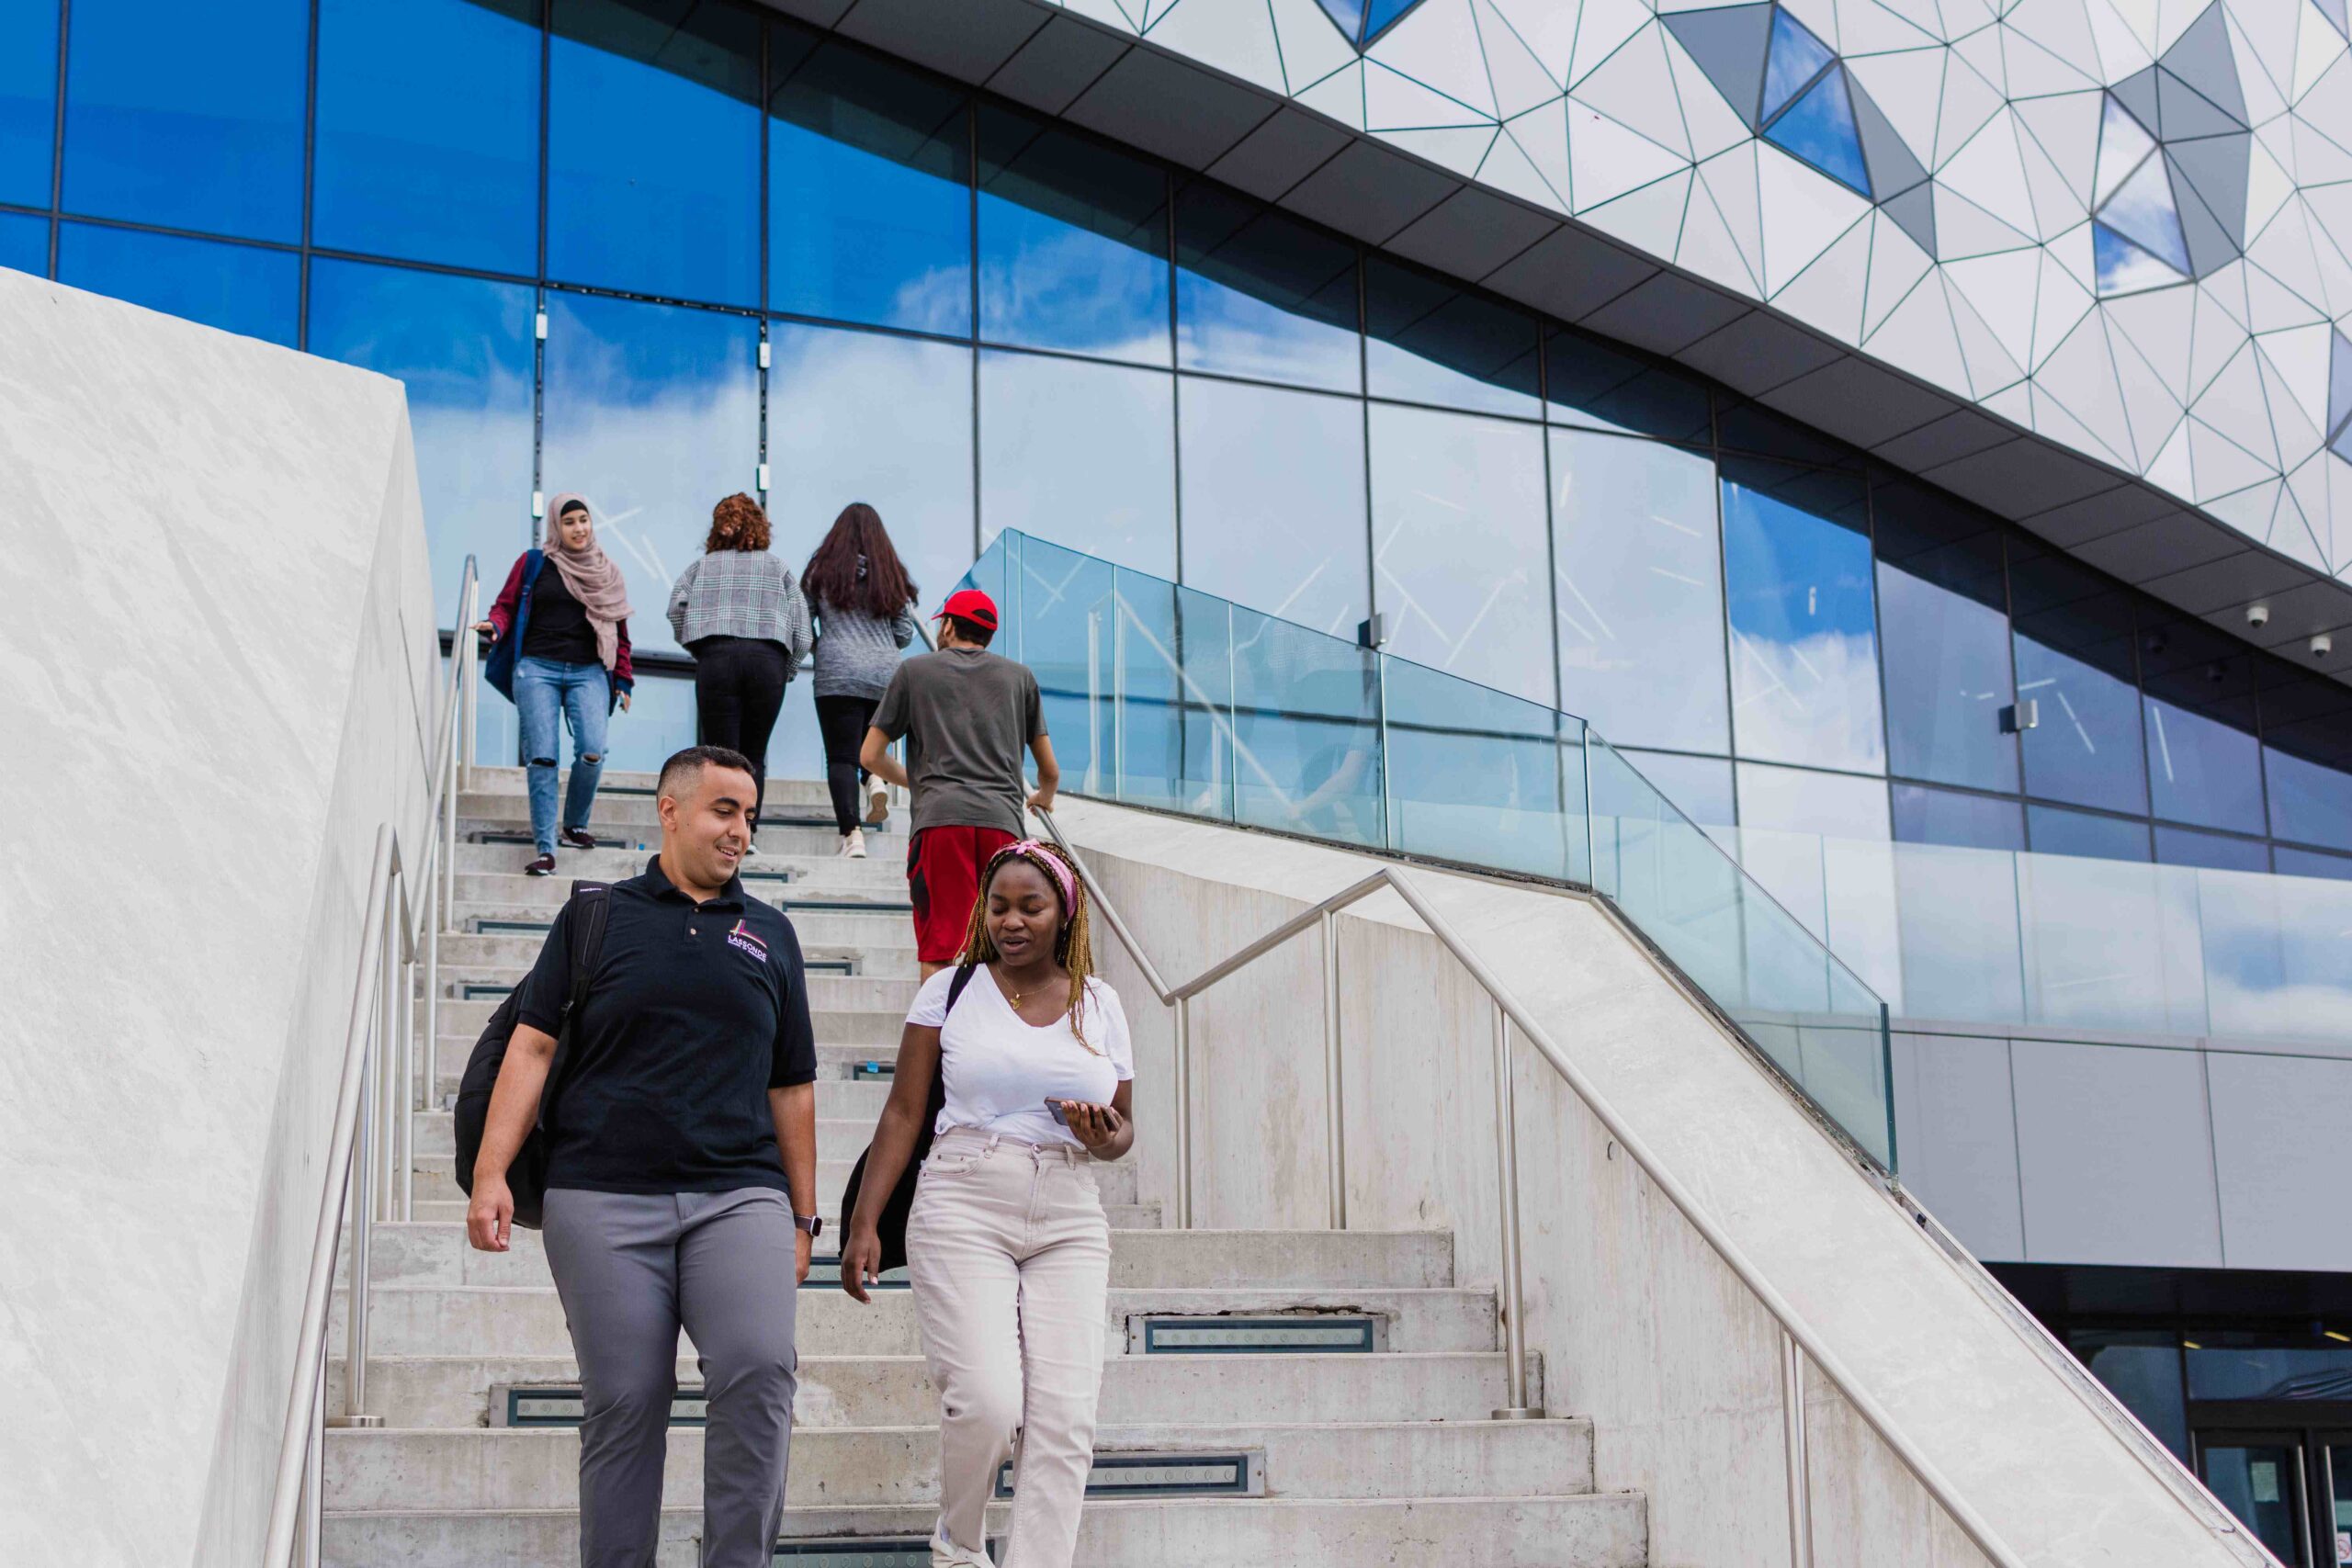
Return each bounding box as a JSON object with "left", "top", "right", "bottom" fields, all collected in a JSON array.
[{"left": 9, "top": 0, "right": 2352, "bottom": 870}]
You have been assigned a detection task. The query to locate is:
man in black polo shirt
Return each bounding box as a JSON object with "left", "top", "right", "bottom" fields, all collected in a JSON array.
[{"left": 467, "top": 743, "right": 819, "bottom": 1568}]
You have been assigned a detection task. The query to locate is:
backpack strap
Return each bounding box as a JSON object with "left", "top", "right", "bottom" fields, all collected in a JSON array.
[
  {"left": 562, "top": 881, "right": 612, "bottom": 1024},
  {"left": 923, "top": 964, "right": 979, "bottom": 1126},
  {"left": 537, "top": 882, "right": 611, "bottom": 1134}
]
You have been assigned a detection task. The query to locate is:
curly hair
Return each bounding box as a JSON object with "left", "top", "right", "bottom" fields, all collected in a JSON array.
[
  {"left": 705, "top": 491, "right": 772, "bottom": 554},
  {"left": 955, "top": 840, "right": 1098, "bottom": 1047}
]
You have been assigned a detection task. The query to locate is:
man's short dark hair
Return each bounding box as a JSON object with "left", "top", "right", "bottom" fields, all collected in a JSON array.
[
  {"left": 946, "top": 614, "right": 995, "bottom": 648},
  {"left": 657, "top": 744, "right": 756, "bottom": 801}
]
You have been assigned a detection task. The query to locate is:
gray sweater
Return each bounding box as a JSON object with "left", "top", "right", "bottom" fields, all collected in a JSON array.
[
  {"left": 811, "top": 591, "right": 920, "bottom": 700},
  {"left": 668, "top": 550, "right": 813, "bottom": 675}
]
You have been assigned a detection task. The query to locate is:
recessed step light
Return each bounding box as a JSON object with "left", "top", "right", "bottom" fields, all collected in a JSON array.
[
  {"left": 852, "top": 1061, "right": 895, "bottom": 1079},
  {"left": 996, "top": 1450, "right": 1263, "bottom": 1499},
  {"left": 773, "top": 1539, "right": 997, "bottom": 1564},
  {"left": 1129, "top": 1314, "right": 1384, "bottom": 1354},
  {"left": 494, "top": 1385, "right": 709, "bottom": 1427},
  {"left": 459, "top": 982, "right": 514, "bottom": 1000}
]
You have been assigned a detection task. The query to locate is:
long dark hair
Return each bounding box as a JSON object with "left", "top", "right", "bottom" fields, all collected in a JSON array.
[{"left": 803, "top": 502, "right": 918, "bottom": 620}]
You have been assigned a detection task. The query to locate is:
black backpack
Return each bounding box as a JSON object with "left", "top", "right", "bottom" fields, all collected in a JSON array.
[
  {"left": 454, "top": 881, "right": 611, "bottom": 1231},
  {"left": 837, "top": 963, "right": 976, "bottom": 1274}
]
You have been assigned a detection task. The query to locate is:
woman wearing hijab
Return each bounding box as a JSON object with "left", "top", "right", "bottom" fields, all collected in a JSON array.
[{"left": 478, "top": 494, "right": 635, "bottom": 875}]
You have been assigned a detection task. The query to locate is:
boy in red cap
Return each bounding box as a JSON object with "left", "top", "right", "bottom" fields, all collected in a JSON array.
[{"left": 860, "top": 588, "right": 1061, "bottom": 977}]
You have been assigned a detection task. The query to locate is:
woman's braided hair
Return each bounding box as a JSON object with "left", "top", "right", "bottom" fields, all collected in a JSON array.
[{"left": 954, "top": 840, "right": 1098, "bottom": 1049}]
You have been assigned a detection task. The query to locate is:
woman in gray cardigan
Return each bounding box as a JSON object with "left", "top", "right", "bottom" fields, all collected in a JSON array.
[
  {"left": 668, "top": 492, "right": 813, "bottom": 839},
  {"left": 802, "top": 502, "right": 919, "bottom": 857}
]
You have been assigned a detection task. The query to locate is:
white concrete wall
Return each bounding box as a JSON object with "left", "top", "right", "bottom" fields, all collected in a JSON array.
[
  {"left": 1052, "top": 797, "right": 2267, "bottom": 1568},
  {"left": 0, "top": 269, "right": 438, "bottom": 1566}
]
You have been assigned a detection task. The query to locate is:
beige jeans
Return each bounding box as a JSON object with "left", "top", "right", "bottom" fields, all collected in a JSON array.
[{"left": 906, "top": 1127, "right": 1112, "bottom": 1568}]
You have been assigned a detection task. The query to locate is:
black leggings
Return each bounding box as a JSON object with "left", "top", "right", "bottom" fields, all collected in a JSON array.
[
  {"left": 816, "top": 694, "right": 879, "bottom": 835},
  {"left": 691, "top": 637, "right": 790, "bottom": 829}
]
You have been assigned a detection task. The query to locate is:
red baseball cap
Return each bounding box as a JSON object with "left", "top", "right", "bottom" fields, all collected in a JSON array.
[{"left": 935, "top": 587, "right": 1000, "bottom": 632}]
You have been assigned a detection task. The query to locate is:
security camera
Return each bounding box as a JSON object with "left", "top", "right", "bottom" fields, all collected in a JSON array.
[
  {"left": 2248, "top": 604, "right": 2271, "bottom": 629},
  {"left": 2315, "top": 633, "right": 2335, "bottom": 659}
]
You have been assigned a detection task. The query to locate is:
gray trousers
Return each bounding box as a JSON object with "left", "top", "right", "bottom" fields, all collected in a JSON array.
[{"left": 541, "top": 1187, "right": 801, "bottom": 1568}]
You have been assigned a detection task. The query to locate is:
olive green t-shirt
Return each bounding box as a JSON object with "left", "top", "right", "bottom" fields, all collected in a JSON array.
[{"left": 870, "top": 648, "right": 1046, "bottom": 837}]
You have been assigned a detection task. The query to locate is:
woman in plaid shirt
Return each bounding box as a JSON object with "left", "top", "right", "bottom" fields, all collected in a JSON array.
[{"left": 668, "top": 493, "right": 813, "bottom": 840}]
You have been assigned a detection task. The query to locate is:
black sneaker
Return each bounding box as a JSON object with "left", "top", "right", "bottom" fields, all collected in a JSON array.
[
  {"left": 526, "top": 853, "right": 557, "bottom": 876},
  {"left": 560, "top": 826, "right": 596, "bottom": 851}
]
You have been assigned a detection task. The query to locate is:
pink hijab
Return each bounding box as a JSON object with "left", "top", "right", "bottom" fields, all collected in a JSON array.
[{"left": 542, "top": 493, "right": 633, "bottom": 671}]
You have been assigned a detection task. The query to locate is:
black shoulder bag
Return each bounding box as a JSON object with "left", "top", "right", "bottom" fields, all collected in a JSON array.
[
  {"left": 453, "top": 880, "right": 612, "bottom": 1230},
  {"left": 837, "top": 963, "right": 977, "bottom": 1274}
]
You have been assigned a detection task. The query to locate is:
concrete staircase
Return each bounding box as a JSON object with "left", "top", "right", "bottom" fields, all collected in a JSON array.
[{"left": 319, "top": 767, "right": 1648, "bottom": 1565}]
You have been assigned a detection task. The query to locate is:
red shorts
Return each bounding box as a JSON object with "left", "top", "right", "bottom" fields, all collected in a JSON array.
[{"left": 908, "top": 825, "right": 1018, "bottom": 964}]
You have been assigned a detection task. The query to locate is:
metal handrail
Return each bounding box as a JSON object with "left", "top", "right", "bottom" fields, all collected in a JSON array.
[
  {"left": 263, "top": 559, "right": 481, "bottom": 1567},
  {"left": 1034, "top": 807, "right": 2036, "bottom": 1568}
]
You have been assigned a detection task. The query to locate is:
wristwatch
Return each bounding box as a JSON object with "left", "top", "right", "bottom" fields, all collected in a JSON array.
[{"left": 793, "top": 1213, "right": 824, "bottom": 1238}]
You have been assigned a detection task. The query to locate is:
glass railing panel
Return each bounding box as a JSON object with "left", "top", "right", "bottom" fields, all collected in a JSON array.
[
  {"left": 1589, "top": 732, "right": 1893, "bottom": 1166},
  {"left": 1887, "top": 842, "right": 2028, "bottom": 1024},
  {"left": 2195, "top": 865, "right": 2352, "bottom": 1040},
  {"left": 974, "top": 530, "right": 1895, "bottom": 1169},
  {"left": 1001, "top": 530, "right": 1116, "bottom": 795},
  {"left": 1069, "top": 568, "right": 1242, "bottom": 819},
  {"left": 1383, "top": 658, "right": 1584, "bottom": 882},
  {"left": 2015, "top": 853, "right": 2209, "bottom": 1034},
  {"left": 1228, "top": 603, "right": 1385, "bottom": 847}
]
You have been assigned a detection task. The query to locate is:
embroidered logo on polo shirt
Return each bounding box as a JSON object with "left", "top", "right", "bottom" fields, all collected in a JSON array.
[{"left": 726, "top": 919, "right": 768, "bottom": 963}]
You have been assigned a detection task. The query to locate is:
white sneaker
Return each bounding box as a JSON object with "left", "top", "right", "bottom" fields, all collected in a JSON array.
[
  {"left": 930, "top": 1527, "right": 990, "bottom": 1568},
  {"left": 842, "top": 828, "right": 867, "bottom": 859},
  {"left": 865, "top": 775, "right": 889, "bottom": 825}
]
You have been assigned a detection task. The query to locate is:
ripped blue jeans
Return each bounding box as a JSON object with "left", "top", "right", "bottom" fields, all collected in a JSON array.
[{"left": 514, "top": 655, "right": 609, "bottom": 855}]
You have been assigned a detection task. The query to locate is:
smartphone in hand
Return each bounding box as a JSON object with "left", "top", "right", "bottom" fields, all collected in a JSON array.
[{"left": 1045, "top": 1098, "right": 1069, "bottom": 1125}]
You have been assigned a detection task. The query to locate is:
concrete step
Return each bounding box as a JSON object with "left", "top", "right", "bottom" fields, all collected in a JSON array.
[
  {"left": 410, "top": 1111, "right": 888, "bottom": 1165},
  {"left": 463, "top": 785, "right": 865, "bottom": 827},
  {"left": 403, "top": 1198, "right": 1165, "bottom": 1229},
  {"left": 343, "top": 1220, "right": 1448, "bottom": 1292},
  {"left": 322, "top": 1492, "right": 1648, "bottom": 1567},
  {"left": 324, "top": 1349, "right": 1528, "bottom": 1429},
  {"left": 429, "top": 990, "right": 912, "bottom": 1043},
  {"left": 323, "top": 1417, "right": 1595, "bottom": 1511},
  {"left": 458, "top": 821, "right": 899, "bottom": 863},
  {"left": 425, "top": 1015, "right": 909, "bottom": 1066},
  {"left": 397, "top": 1156, "right": 1140, "bottom": 1210},
  {"left": 333, "top": 1285, "right": 1499, "bottom": 1359},
  {"left": 434, "top": 937, "right": 919, "bottom": 999},
  {"left": 466, "top": 767, "right": 840, "bottom": 807},
  {"left": 448, "top": 851, "right": 908, "bottom": 902}
]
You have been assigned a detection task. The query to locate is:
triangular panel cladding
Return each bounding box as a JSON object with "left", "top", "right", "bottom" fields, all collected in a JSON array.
[
  {"left": 1314, "top": 0, "right": 1433, "bottom": 50},
  {"left": 1670, "top": 6, "right": 1934, "bottom": 237},
  {"left": 2328, "top": 329, "right": 2352, "bottom": 465},
  {"left": 1661, "top": 3, "right": 1777, "bottom": 131},
  {"left": 2084, "top": 1, "right": 2253, "bottom": 295}
]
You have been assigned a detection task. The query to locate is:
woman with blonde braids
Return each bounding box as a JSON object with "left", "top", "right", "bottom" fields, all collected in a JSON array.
[{"left": 840, "top": 839, "right": 1134, "bottom": 1568}]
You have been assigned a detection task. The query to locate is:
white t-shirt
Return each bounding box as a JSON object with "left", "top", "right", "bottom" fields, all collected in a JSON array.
[{"left": 908, "top": 966, "right": 1134, "bottom": 1149}]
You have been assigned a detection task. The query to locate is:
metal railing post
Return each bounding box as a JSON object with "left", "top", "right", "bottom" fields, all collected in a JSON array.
[
  {"left": 1321, "top": 909, "right": 1345, "bottom": 1232},
  {"left": 424, "top": 877, "right": 442, "bottom": 1117},
  {"left": 1112, "top": 584, "right": 1128, "bottom": 800},
  {"left": 400, "top": 886, "right": 416, "bottom": 1221},
  {"left": 1086, "top": 609, "right": 1102, "bottom": 796},
  {"left": 1783, "top": 1330, "right": 1815, "bottom": 1568},
  {"left": 379, "top": 897, "right": 400, "bottom": 1224},
  {"left": 335, "top": 1038, "right": 382, "bottom": 1428},
  {"left": 1491, "top": 1002, "right": 1540, "bottom": 1418},
  {"left": 301, "top": 1355, "right": 324, "bottom": 1565},
  {"left": 1173, "top": 995, "right": 1193, "bottom": 1230}
]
